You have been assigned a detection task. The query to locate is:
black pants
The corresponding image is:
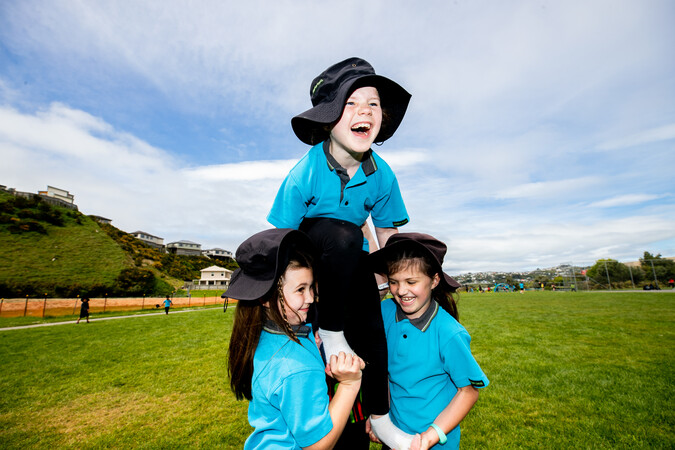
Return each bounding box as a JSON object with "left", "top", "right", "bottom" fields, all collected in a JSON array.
[{"left": 300, "top": 218, "right": 389, "bottom": 418}]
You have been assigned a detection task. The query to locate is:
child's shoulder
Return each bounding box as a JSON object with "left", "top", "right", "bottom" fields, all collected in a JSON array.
[{"left": 432, "top": 305, "right": 469, "bottom": 336}]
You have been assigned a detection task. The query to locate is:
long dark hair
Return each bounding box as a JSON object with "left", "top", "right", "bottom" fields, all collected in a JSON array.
[
  {"left": 385, "top": 249, "right": 459, "bottom": 321},
  {"left": 228, "top": 249, "right": 314, "bottom": 401}
]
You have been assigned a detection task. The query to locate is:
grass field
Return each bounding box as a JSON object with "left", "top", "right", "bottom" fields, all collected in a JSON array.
[{"left": 0, "top": 291, "right": 672, "bottom": 448}]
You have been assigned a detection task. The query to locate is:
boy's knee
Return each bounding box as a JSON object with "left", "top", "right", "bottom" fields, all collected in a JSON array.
[{"left": 302, "top": 218, "right": 363, "bottom": 254}]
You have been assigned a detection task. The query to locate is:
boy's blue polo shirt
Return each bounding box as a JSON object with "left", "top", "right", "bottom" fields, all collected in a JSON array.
[
  {"left": 381, "top": 299, "right": 489, "bottom": 449},
  {"left": 246, "top": 324, "right": 332, "bottom": 449},
  {"left": 268, "top": 141, "right": 409, "bottom": 249}
]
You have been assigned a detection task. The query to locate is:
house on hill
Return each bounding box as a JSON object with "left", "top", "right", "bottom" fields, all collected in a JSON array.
[
  {"left": 166, "top": 240, "right": 202, "bottom": 256},
  {"left": 37, "top": 186, "right": 78, "bottom": 210},
  {"left": 131, "top": 231, "right": 164, "bottom": 249},
  {"left": 90, "top": 215, "right": 112, "bottom": 225},
  {"left": 202, "top": 247, "right": 234, "bottom": 260},
  {"left": 186, "top": 265, "right": 233, "bottom": 290}
]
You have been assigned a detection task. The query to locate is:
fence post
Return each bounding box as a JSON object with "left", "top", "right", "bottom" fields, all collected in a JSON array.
[
  {"left": 627, "top": 265, "right": 636, "bottom": 289},
  {"left": 142, "top": 294, "right": 145, "bottom": 310},
  {"left": 649, "top": 260, "right": 659, "bottom": 288},
  {"left": 23, "top": 295, "right": 29, "bottom": 317},
  {"left": 103, "top": 293, "right": 108, "bottom": 313},
  {"left": 0, "top": 298, "right": 3, "bottom": 316},
  {"left": 42, "top": 293, "right": 48, "bottom": 318}
]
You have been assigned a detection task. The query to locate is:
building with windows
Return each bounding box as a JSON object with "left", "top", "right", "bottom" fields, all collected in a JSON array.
[
  {"left": 166, "top": 240, "right": 202, "bottom": 256},
  {"left": 130, "top": 231, "right": 164, "bottom": 249},
  {"left": 202, "top": 247, "right": 234, "bottom": 260},
  {"left": 186, "top": 265, "right": 233, "bottom": 290}
]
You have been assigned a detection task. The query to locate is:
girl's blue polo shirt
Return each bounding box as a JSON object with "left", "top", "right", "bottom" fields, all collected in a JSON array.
[
  {"left": 381, "top": 299, "right": 489, "bottom": 449},
  {"left": 246, "top": 323, "right": 332, "bottom": 449},
  {"left": 267, "top": 141, "right": 409, "bottom": 248}
]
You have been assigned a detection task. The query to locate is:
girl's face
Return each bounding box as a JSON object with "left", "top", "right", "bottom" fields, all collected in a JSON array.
[
  {"left": 329, "top": 86, "right": 382, "bottom": 157},
  {"left": 280, "top": 266, "right": 315, "bottom": 325},
  {"left": 388, "top": 264, "right": 440, "bottom": 320}
]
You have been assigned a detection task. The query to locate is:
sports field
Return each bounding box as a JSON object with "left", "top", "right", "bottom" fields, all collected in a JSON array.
[{"left": 0, "top": 291, "right": 672, "bottom": 448}]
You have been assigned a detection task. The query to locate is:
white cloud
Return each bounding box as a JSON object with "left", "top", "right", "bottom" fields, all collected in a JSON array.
[
  {"left": 597, "top": 123, "right": 675, "bottom": 151},
  {"left": 587, "top": 194, "right": 668, "bottom": 209},
  {"left": 184, "top": 160, "right": 297, "bottom": 182},
  {"left": 495, "top": 177, "right": 601, "bottom": 200}
]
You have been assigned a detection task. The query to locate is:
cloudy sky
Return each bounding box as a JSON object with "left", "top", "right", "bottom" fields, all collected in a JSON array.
[{"left": 1, "top": 0, "right": 673, "bottom": 274}]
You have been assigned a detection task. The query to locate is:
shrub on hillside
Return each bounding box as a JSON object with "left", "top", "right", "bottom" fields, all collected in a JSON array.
[{"left": 115, "top": 268, "right": 157, "bottom": 296}]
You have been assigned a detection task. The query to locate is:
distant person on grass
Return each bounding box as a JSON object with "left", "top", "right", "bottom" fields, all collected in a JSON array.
[
  {"left": 163, "top": 295, "right": 173, "bottom": 315},
  {"left": 227, "top": 228, "right": 365, "bottom": 449},
  {"left": 368, "top": 233, "right": 489, "bottom": 449},
  {"left": 76, "top": 297, "right": 90, "bottom": 324}
]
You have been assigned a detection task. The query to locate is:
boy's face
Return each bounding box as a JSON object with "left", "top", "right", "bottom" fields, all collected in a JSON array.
[
  {"left": 329, "top": 86, "right": 382, "bottom": 156},
  {"left": 388, "top": 264, "right": 440, "bottom": 320},
  {"left": 280, "top": 266, "right": 315, "bottom": 325}
]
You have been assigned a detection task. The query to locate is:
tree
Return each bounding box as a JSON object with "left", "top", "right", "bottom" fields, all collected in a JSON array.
[
  {"left": 587, "top": 259, "right": 632, "bottom": 284},
  {"left": 640, "top": 252, "right": 675, "bottom": 285}
]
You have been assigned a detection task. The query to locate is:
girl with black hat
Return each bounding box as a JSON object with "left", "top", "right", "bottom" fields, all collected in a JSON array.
[
  {"left": 267, "top": 57, "right": 411, "bottom": 446},
  {"left": 369, "top": 233, "right": 489, "bottom": 449},
  {"left": 227, "top": 228, "right": 365, "bottom": 449}
]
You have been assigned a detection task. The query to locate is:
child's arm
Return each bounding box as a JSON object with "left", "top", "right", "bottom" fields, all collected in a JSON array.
[
  {"left": 362, "top": 223, "right": 389, "bottom": 298},
  {"left": 413, "top": 386, "right": 480, "bottom": 450},
  {"left": 305, "top": 352, "right": 365, "bottom": 450},
  {"left": 374, "top": 226, "right": 398, "bottom": 249}
]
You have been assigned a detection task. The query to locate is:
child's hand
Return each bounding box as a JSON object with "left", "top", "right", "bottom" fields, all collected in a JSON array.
[
  {"left": 326, "top": 352, "right": 364, "bottom": 386},
  {"left": 409, "top": 433, "right": 421, "bottom": 450},
  {"left": 365, "top": 417, "right": 383, "bottom": 444},
  {"left": 411, "top": 431, "right": 433, "bottom": 450}
]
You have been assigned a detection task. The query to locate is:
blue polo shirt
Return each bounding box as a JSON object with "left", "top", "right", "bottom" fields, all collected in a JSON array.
[
  {"left": 268, "top": 141, "right": 409, "bottom": 250},
  {"left": 246, "top": 323, "right": 333, "bottom": 449},
  {"left": 381, "top": 299, "right": 489, "bottom": 449}
]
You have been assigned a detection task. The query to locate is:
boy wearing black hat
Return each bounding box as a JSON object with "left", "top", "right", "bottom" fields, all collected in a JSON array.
[{"left": 268, "top": 57, "right": 411, "bottom": 447}]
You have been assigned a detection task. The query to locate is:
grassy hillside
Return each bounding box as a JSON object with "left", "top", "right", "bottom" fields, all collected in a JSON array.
[
  {"left": 0, "top": 191, "right": 132, "bottom": 296},
  {"left": 0, "top": 190, "right": 218, "bottom": 297}
]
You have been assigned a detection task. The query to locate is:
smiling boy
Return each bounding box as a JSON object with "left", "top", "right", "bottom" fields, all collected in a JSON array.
[{"left": 267, "top": 57, "right": 411, "bottom": 448}]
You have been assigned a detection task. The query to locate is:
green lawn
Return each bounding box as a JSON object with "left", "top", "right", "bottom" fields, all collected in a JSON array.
[{"left": 0, "top": 291, "right": 672, "bottom": 448}]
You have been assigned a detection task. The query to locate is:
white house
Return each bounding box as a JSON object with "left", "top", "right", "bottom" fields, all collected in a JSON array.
[
  {"left": 38, "top": 186, "right": 74, "bottom": 204},
  {"left": 190, "top": 265, "right": 233, "bottom": 290},
  {"left": 130, "top": 230, "right": 164, "bottom": 249}
]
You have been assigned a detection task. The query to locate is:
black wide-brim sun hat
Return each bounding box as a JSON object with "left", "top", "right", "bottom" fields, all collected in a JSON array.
[
  {"left": 369, "top": 232, "right": 462, "bottom": 291},
  {"left": 291, "top": 57, "right": 412, "bottom": 146},
  {"left": 223, "top": 229, "right": 314, "bottom": 301}
]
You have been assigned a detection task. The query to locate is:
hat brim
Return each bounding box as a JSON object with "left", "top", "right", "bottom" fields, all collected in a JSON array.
[
  {"left": 223, "top": 230, "right": 314, "bottom": 301},
  {"left": 292, "top": 75, "right": 411, "bottom": 146},
  {"left": 369, "top": 239, "right": 462, "bottom": 291}
]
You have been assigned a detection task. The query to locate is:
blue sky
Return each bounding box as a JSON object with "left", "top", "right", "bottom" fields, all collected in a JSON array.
[{"left": 1, "top": 0, "right": 673, "bottom": 274}]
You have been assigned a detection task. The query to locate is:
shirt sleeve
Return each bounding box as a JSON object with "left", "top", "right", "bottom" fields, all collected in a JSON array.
[
  {"left": 370, "top": 172, "right": 409, "bottom": 229},
  {"left": 441, "top": 330, "right": 489, "bottom": 390},
  {"left": 275, "top": 370, "right": 333, "bottom": 447},
  {"left": 267, "top": 171, "right": 309, "bottom": 229}
]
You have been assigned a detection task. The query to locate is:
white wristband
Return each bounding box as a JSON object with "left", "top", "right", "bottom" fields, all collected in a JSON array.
[{"left": 378, "top": 282, "right": 389, "bottom": 290}]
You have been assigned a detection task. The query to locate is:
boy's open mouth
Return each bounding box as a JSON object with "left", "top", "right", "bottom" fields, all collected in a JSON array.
[{"left": 351, "top": 122, "right": 371, "bottom": 137}]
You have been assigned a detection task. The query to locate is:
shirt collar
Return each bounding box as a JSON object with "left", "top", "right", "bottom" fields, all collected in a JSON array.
[
  {"left": 263, "top": 319, "right": 311, "bottom": 338},
  {"left": 395, "top": 299, "right": 439, "bottom": 332},
  {"left": 323, "top": 139, "right": 377, "bottom": 177}
]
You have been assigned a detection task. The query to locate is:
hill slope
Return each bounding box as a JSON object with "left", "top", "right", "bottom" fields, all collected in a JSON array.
[{"left": 0, "top": 190, "right": 230, "bottom": 297}]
